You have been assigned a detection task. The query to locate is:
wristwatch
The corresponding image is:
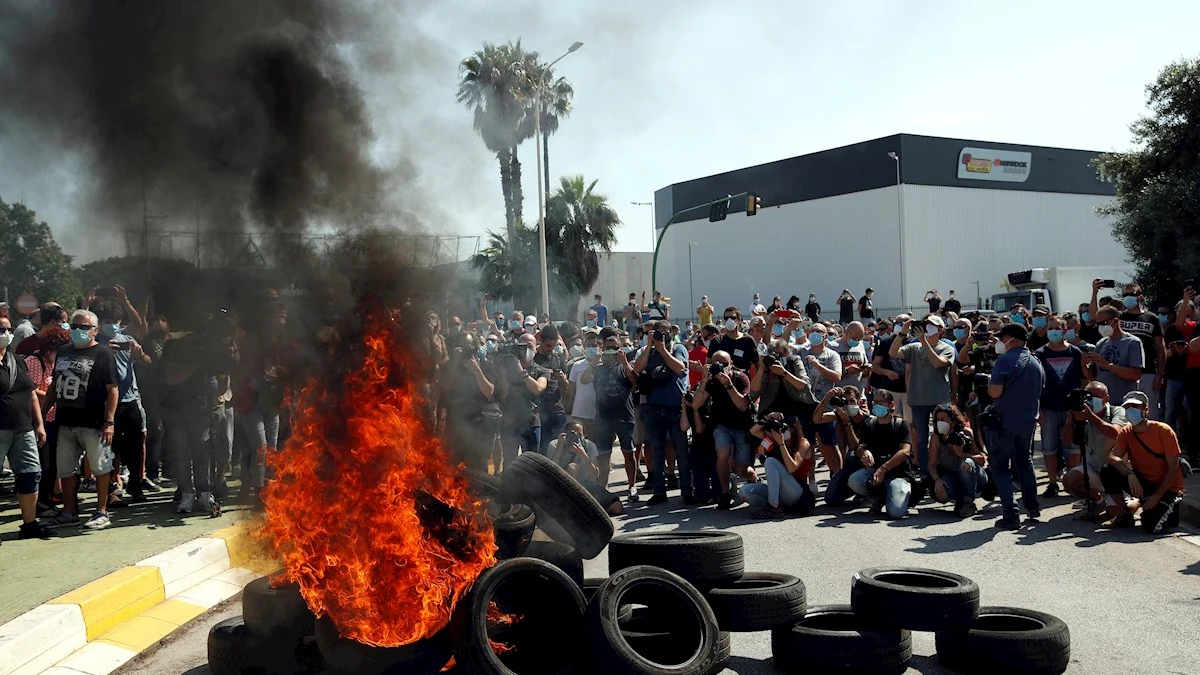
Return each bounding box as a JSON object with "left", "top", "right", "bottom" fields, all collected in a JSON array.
[{"left": 102, "top": 420, "right": 115, "bottom": 427}]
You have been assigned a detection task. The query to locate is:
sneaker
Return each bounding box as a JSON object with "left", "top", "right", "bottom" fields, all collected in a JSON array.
[
  {"left": 682, "top": 490, "right": 698, "bottom": 505},
  {"left": 1027, "top": 509, "right": 1042, "bottom": 521},
  {"left": 1101, "top": 512, "right": 1136, "bottom": 529},
  {"left": 717, "top": 493, "right": 732, "bottom": 511},
  {"left": 646, "top": 493, "right": 668, "bottom": 506},
  {"left": 48, "top": 512, "right": 81, "bottom": 527},
  {"left": 83, "top": 512, "right": 111, "bottom": 530},
  {"left": 79, "top": 477, "right": 97, "bottom": 492},
  {"left": 981, "top": 480, "right": 997, "bottom": 502},
  {"left": 1041, "top": 483, "right": 1059, "bottom": 498},
  {"left": 995, "top": 517, "right": 1021, "bottom": 530},
  {"left": 177, "top": 493, "right": 195, "bottom": 513},
  {"left": 753, "top": 505, "right": 785, "bottom": 519},
  {"left": 129, "top": 493, "right": 148, "bottom": 503},
  {"left": 141, "top": 478, "right": 163, "bottom": 493},
  {"left": 38, "top": 504, "right": 61, "bottom": 519},
  {"left": 870, "top": 494, "right": 886, "bottom": 515},
  {"left": 635, "top": 470, "right": 647, "bottom": 482},
  {"left": 627, "top": 487, "right": 640, "bottom": 503},
  {"left": 666, "top": 474, "right": 679, "bottom": 490},
  {"left": 954, "top": 502, "right": 978, "bottom": 518},
  {"left": 19, "top": 521, "right": 58, "bottom": 539},
  {"left": 198, "top": 492, "right": 220, "bottom": 513},
  {"left": 119, "top": 467, "right": 130, "bottom": 482}
]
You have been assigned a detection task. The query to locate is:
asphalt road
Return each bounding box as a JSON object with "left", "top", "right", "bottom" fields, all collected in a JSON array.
[{"left": 112, "top": 463, "right": 1200, "bottom": 675}]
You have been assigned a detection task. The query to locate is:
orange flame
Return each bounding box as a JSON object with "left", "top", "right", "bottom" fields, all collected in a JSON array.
[
  {"left": 261, "top": 311, "right": 496, "bottom": 647},
  {"left": 486, "top": 601, "right": 520, "bottom": 655}
]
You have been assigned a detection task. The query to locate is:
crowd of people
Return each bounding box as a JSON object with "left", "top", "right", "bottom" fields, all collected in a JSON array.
[{"left": 1, "top": 279, "right": 1193, "bottom": 542}]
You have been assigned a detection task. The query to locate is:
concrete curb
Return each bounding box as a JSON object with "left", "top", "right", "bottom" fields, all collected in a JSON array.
[{"left": 0, "top": 519, "right": 277, "bottom": 675}]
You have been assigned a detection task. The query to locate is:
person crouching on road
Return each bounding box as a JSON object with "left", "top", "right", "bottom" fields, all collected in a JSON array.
[
  {"left": 1099, "top": 391, "right": 1185, "bottom": 533},
  {"left": 847, "top": 389, "right": 915, "bottom": 519},
  {"left": 927, "top": 404, "right": 988, "bottom": 518},
  {"left": 740, "top": 413, "right": 814, "bottom": 519},
  {"left": 548, "top": 420, "right": 623, "bottom": 516}
]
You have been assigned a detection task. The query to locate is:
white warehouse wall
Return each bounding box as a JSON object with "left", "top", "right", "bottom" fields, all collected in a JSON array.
[
  {"left": 571, "top": 251, "right": 653, "bottom": 323},
  {"left": 654, "top": 185, "right": 1125, "bottom": 322}
]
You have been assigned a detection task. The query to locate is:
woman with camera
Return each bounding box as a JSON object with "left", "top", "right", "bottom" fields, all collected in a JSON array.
[
  {"left": 739, "top": 412, "right": 814, "bottom": 518},
  {"left": 928, "top": 404, "right": 989, "bottom": 517}
]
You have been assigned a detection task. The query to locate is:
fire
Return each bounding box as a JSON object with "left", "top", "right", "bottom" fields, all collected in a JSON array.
[
  {"left": 486, "top": 601, "right": 520, "bottom": 655},
  {"left": 261, "top": 307, "right": 497, "bottom": 647}
]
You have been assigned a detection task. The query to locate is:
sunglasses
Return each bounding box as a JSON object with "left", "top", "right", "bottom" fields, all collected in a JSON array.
[{"left": 69, "top": 323, "right": 96, "bottom": 331}]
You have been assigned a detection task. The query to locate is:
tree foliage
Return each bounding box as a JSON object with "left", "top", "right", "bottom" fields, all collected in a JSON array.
[
  {"left": 1095, "top": 57, "right": 1200, "bottom": 304},
  {"left": 0, "top": 198, "right": 80, "bottom": 307}
]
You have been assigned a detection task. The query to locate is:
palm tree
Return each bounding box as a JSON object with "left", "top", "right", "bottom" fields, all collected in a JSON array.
[
  {"left": 520, "top": 56, "right": 575, "bottom": 196},
  {"left": 457, "top": 41, "right": 532, "bottom": 244},
  {"left": 470, "top": 221, "right": 541, "bottom": 311},
  {"left": 545, "top": 175, "right": 620, "bottom": 318}
]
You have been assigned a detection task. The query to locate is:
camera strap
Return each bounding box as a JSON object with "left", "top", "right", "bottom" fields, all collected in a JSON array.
[
  {"left": 991, "top": 352, "right": 1033, "bottom": 403},
  {"left": 1130, "top": 429, "right": 1167, "bottom": 461}
]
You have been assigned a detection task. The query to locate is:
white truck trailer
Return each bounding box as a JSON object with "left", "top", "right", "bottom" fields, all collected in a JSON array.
[{"left": 991, "top": 266, "right": 1136, "bottom": 315}]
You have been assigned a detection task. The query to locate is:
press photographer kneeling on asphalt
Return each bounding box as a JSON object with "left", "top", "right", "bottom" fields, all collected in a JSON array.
[
  {"left": 547, "top": 420, "right": 623, "bottom": 516},
  {"left": 846, "top": 389, "right": 915, "bottom": 519}
]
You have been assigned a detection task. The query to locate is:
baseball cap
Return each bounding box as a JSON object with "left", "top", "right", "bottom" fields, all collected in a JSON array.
[
  {"left": 924, "top": 315, "right": 946, "bottom": 328},
  {"left": 523, "top": 315, "right": 538, "bottom": 327},
  {"left": 1121, "top": 391, "right": 1150, "bottom": 408},
  {"left": 1033, "top": 304, "right": 1050, "bottom": 315},
  {"left": 997, "top": 324, "right": 1028, "bottom": 341}
]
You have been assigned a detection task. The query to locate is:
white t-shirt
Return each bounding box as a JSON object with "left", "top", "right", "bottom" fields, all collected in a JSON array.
[
  {"left": 569, "top": 359, "right": 596, "bottom": 420},
  {"left": 750, "top": 301, "right": 766, "bottom": 316}
]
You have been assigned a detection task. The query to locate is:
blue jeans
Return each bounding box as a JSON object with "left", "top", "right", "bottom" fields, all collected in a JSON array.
[
  {"left": 1164, "top": 379, "right": 1190, "bottom": 435},
  {"left": 1038, "top": 408, "right": 1074, "bottom": 463},
  {"left": 909, "top": 404, "right": 936, "bottom": 475},
  {"left": 848, "top": 468, "right": 912, "bottom": 518},
  {"left": 824, "top": 453, "right": 863, "bottom": 506},
  {"left": 986, "top": 427, "right": 1039, "bottom": 521},
  {"left": 938, "top": 458, "right": 986, "bottom": 506},
  {"left": 645, "top": 405, "right": 691, "bottom": 495},
  {"left": 739, "top": 457, "right": 806, "bottom": 509},
  {"left": 239, "top": 406, "right": 281, "bottom": 488}
]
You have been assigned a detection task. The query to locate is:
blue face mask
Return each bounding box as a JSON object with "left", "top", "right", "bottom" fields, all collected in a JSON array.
[
  {"left": 60, "top": 322, "right": 71, "bottom": 331},
  {"left": 586, "top": 320, "right": 596, "bottom": 328},
  {"left": 585, "top": 346, "right": 599, "bottom": 358},
  {"left": 808, "top": 333, "right": 825, "bottom": 346},
  {"left": 553, "top": 345, "right": 564, "bottom": 356},
  {"left": 872, "top": 403, "right": 890, "bottom": 417},
  {"left": 1081, "top": 312, "right": 1090, "bottom": 322},
  {"left": 477, "top": 345, "right": 487, "bottom": 359},
  {"left": 1046, "top": 329, "right": 1064, "bottom": 343},
  {"left": 952, "top": 328, "right": 967, "bottom": 340},
  {"left": 847, "top": 338, "right": 862, "bottom": 348},
  {"left": 1125, "top": 407, "right": 1144, "bottom": 425},
  {"left": 486, "top": 340, "right": 498, "bottom": 353},
  {"left": 70, "top": 328, "right": 92, "bottom": 347},
  {"left": 1010, "top": 314, "right": 1025, "bottom": 325},
  {"left": 1090, "top": 397, "right": 1104, "bottom": 413},
  {"left": 772, "top": 324, "right": 785, "bottom": 337},
  {"left": 1122, "top": 295, "right": 1139, "bottom": 309},
  {"left": 101, "top": 323, "right": 121, "bottom": 336},
  {"left": 1158, "top": 314, "right": 1170, "bottom": 324},
  {"left": 1032, "top": 316, "right": 1048, "bottom": 329},
  {"left": 1065, "top": 329, "right": 1076, "bottom": 342}
]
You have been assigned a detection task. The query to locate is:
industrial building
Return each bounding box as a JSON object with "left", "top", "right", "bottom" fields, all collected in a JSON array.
[{"left": 650, "top": 133, "right": 1128, "bottom": 320}]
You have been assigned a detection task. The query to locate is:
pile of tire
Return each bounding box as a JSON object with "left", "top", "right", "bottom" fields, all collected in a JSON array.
[
  {"left": 207, "top": 575, "right": 322, "bottom": 675},
  {"left": 770, "top": 566, "right": 1071, "bottom": 675}
]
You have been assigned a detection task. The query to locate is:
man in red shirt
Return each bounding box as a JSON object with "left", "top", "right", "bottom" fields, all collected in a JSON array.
[{"left": 687, "top": 324, "right": 717, "bottom": 388}]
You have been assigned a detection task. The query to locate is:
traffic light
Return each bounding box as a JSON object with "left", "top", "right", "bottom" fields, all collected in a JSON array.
[
  {"left": 708, "top": 200, "right": 728, "bottom": 222},
  {"left": 746, "top": 192, "right": 761, "bottom": 216}
]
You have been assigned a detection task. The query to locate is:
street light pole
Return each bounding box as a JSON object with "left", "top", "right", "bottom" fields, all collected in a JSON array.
[
  {"left": 632, "top": 201, "right": 654, "bottom": 253},
  {"left": 688, "top": 242, "right": 699, "bottom": 322},
  {"left": 888, "top": 152, "right": 907, "bottom": 315},
  {"left": 973, "top": 280, "right": 982, "bottom": 310},
  {"left": 537, "top": 41, "right": 583, "bottom": 319}
]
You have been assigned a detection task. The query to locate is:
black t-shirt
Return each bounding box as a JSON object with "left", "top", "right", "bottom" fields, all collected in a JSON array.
[
  {"left": 927, "top": 296, "right": 942, "bottom": 314},
  {"left": 839, "top": 298, "right": 855, "bottom": 319},
  {"left": 0, "top": 354, "right": 36, "bottom": 432},
  {"left": 706, "top": 369, "right": 752, "bottom": 430},
  {"left": 501, "top": 361, "right": 549, "bottom": 430},
  {"left": 712, "top": 334, "right": 760, "bottom": 372},
  {"left": 944, "top": 298, "right": 961, "bottom": 314},
  {"left": 1164, "top": 325, "right": 1188, "bottom": 381},
  {"left": 1026, "top": 330, "right": 1049, "bottom": 352},
  {"left": 1079, "top": 323, "right": 1102, "bottom": 345},
  {"left": 804, "top": 301, "right": 821, "bottom": 322},
  {"left": 441, "top": 357, "right": 499, "bottom": 423},
  {"left": 158, "top": 333, "right": 237, "bottom": 410},
  {"left": 858, "top": 296, "right": 874, "bottom": 319},
  {"left": 52, "top": 343, "right": 119, "bottom": 429},
  {"left": 687, "top": 387, "right": 715, "bottom": 455},
  {"left": 533, "top": 351, "right": 568, "bottom": 417},
  {"left": 868, "top": 336, "right": 907, "bottom": 394},
  {"left": 860, "top": 416, "right": 912, "bottom": 480},
  {"left": 593, "top": 362, "right": 635, "bottom": 424},
  {"left": 1120, "top": 311, "right": 1162, "bottom": 374}
]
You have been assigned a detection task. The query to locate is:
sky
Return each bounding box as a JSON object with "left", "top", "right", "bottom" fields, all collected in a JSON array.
[{"left": 3, "top": 0, "right": 1199, "bottom": 262}]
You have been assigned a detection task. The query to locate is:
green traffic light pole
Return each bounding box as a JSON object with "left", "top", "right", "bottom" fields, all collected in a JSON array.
[{"left": 650, "top": 192, "right": 750, "bottom": 294}]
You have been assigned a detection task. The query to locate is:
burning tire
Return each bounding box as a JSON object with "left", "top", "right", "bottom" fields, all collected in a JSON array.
[
  {"left": 500, "top": 451, "right": 613, "bottom": 559},
  {"left": 208, "top": 615, "right": 299, "bottom": 675},
  {"left": 771, "top": 605, "right": 912, "bottom": 675},
  {"left": 314, "top": 616, "right": 451, "bottom": 675},
  {"left": 850, "top": 567, "right": 979, "bottom": 632},
  {"left": 241, "top": 576, "right": 316, "bottom": 642},
  {"left": 607, "top": 531, "right": 744, "bottom": 587},
  {"left": 449, "top": 557, "right": 587, "bottom": 675},
  {"left": 703, "top": 572, "right": 807, "bottom": 632},
  {"left": 492, "top": 503, "right": 535, "bottom": 560},
  {"left": 469, "top": 469, "right": 505, "bottom": 504},
  {"left": 585, "top": 565, "right": 724, "bottom": 675},
  {"left": 522, "top": 539, "right": 584, "bottom": 588},
  {"left": 935, "top": 606, "right": 1071, "bottom": 675}
]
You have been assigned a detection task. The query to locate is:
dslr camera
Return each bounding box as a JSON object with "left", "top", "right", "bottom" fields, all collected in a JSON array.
[
  {"left": 762, "top": 354, "right": 778, "bottom": 369},
  {"left": 758, "top": 415, "right": 789, "bottom": 434},
  {"left": 1066, "top": 388, "right": 1091, "bottom": 413},
  {"left": 829, "top": 393, "right": 849, "bottom": 407},
  {"left": 708, "top": 362, "right": 727, "bottom": 378},
  {"left": 651, "top": 329, "right": 666, "bottom": 342}
]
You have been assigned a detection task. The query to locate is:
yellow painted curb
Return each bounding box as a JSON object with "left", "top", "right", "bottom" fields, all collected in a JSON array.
[
  {"left": 49, "top": 566, "right": 165, "bottom": 641},
  {"left": 210, "top": 518, "right": 278, "bottom": 575}
]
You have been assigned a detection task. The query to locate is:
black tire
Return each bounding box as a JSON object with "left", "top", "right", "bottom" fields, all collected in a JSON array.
[
  {"left": 583, "top": 577, "right": 607, "bottom": 603},
  {"left": 850, "top": 566, "right": 979, "bottom": 632},
  {"left": 448, "top": 557, "right": 586, "bottom": 675},
  {"left": 241, "top": 576, "right": 315, "bottom": 641},
  {"left": 522, "top": 540, "right": 584, "bottom": 588},
  {"left": 469, "top": 469, "right": 504, "bottom": 504},
  {"left": 535, "top": 508, "right": 578, "bottom": 548},
  {"left": 500, "top": 451, "right": 614, "bottom": 559},
  {"left": 607, "top": 531, "right": 744, "bottom": 587},
  {"left": 208, "top": 615, "right": 298, "bottom": 675},
  {"left": 493, "top": 503, "right": 536, "bottom": 560},
  {"left": 703, "top": 572, "right": 807, "bottom": 632},
  {"left": 585, "top": 565, "right": 724, "bottom": 675},
  {"left": 314, "top": 615, "right": 451, "bottom": 675},
  {"left": 771, "top": 605, "right": 912, "bottom": 675},
  {"left": 935, "top": 606, "right": 1071, "bottom": 675},
  {"left": 619, "top": 607, "right": 730, "bottom": 675}
]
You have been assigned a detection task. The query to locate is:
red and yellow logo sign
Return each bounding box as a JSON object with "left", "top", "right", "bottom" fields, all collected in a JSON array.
[{"left": 960, "top": 153, "right": 992, "bottom": 174}]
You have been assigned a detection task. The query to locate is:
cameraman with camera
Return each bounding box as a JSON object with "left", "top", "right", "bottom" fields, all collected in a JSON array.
[
  {"left": 438, "top": 331, "right": 500, "bottom": 470},
  {"left": 1099, "top": 391, "right": 1185, "bottom": 533},
  {"left": 750, "top": 340, "right": 810, "bottom": 417},
  {"left": 740, "top": 412, "right": 814, "bottom": 518},
  {"left": 497, "top": 333, "right": 548, "bottom": 471},
  {"left": 928, "top": 404, "right": 988, "bottom": 517},
  {"left": 817, "top": 385, "right": 869, "bottom": 505},
  {"left": 1061, "top": 381, "right": 1124, "bottom": 514},
  {"left": 632, "top": 320, "right": 691, "bottom": 505},
  {"left": 586, "top": 328, "right": 639, "bottom": 501},
  {"left": 692, "top": 350, "right": 752, "bottom": 510},
  {"left": 890, "top": 315, "right": 956, "bottom": 475},
  {"left": 985, "top": 324, "right": 1046, "bottom": 530},
  {"left": 847, "top": 389, "right": 914, "bottom": 518},
  {"left": 1034, "top": 314, "right": 1085, "bottom": 498}
]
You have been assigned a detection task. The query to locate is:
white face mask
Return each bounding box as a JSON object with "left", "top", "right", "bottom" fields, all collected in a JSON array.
[
  {"left": 1097, "top": 324, "right": 1114, "bottom": 339},
  {"left": 994, "top": 340, "right": 1008, "bottom": 355},
  {"left": 925, "top": 324, "right": 939, "bottom": 336},
  {"left": 892, "top": 324, "right": 903, "bottom": 335},
  {"left": 569, "top": 345, "right": 584, "bottom": 359},
  {"left": 843, "top": 404, "right": 860, "bottom": 418},
  {"left": 936, "top": 420, "right": 951, "bottom": 435},
  {"left": 724, "top": 318, "right": 737, "bottom": 332},
  {"left": 0, "top": 330, "right": 12, "bottom": 348},
  {"left": 781, "top": 430, "right": 792, "bottom": 442}
]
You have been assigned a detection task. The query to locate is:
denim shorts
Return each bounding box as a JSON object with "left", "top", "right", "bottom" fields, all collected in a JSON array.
[{"left": 713, "top": 424, "right": 754, "bottom": 465}]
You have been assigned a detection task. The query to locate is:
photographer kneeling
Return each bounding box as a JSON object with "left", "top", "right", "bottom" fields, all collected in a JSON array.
[
  {"left": 816, "top": 386, "right": 869, "bottom": 505},
  {"left": 548, "top": 421, "right": 623, "bottom": 516},
  {"left": 928, "top": 404, "right": 988, "bottom": 517},
  {"left": 739, "top": 413, "right": 815, "bottom": 518},
  {"left": 847, "top": 389, "right": 915, "bottom": 519},
  {"left": 1061, "top": 381, "right": 1124, "bottom": 516}
]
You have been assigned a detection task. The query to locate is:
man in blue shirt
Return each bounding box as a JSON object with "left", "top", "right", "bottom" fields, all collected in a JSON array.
[
  {"left": 588, "top": 295, "right": 608, "bottom": 328},
  {"left": 632, "top": 319, "right": 691, "bottom": 505},
  {"left": 94, "top": 300, "right": 151, "bottom": 504},
  {"left": 987, "top": 324, "right": 1046, "bottom": 530}
]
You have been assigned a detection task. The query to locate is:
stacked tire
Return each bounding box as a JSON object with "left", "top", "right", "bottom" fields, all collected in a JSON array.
[{"left": 207, "top": 575, "right": 319, "bottom": 675}]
